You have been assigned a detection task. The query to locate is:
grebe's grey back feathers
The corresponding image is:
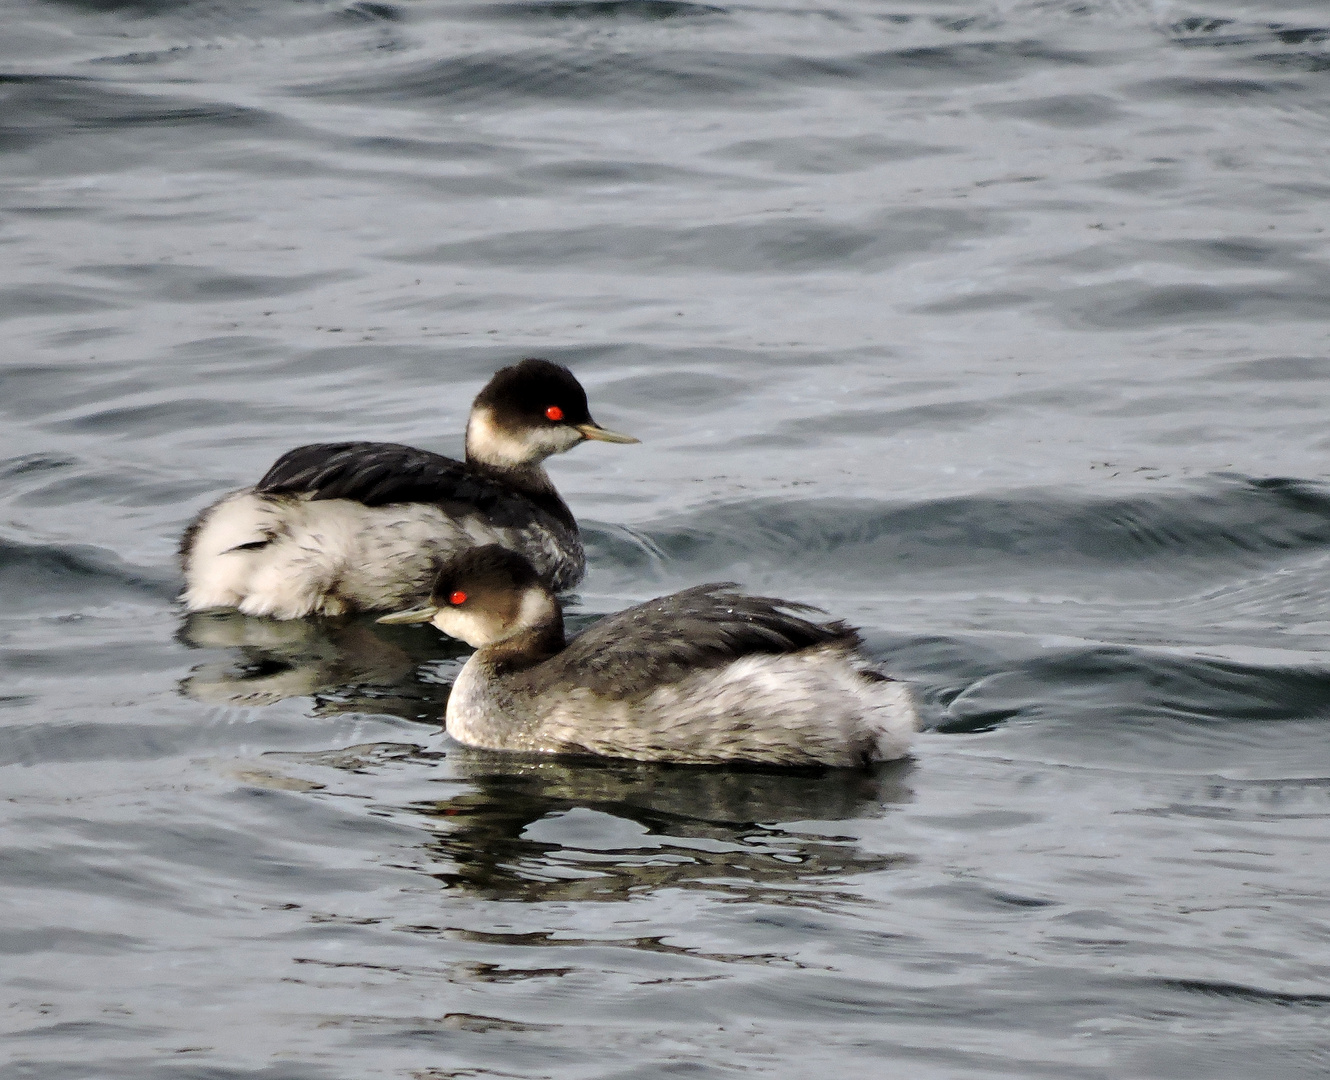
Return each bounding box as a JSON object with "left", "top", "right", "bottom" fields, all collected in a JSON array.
[
  {"left": 254, "top": 442, "right": 574, "bottom": 528},
  {"left": 524, "top": 585, "right": 867, "bottom": 703}
]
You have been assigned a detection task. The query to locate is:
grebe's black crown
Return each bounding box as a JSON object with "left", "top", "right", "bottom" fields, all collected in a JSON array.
[
  {"left": 473, "top": 359, "right": 592, "bottom": 428},
  {"left": 430, "top": 544, "right": 544, "bottom": 603}
]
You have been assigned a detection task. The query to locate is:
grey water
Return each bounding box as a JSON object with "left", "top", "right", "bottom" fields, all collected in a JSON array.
[{"left": 3, "top": 0, "right": 1330, "bottom": 1075}]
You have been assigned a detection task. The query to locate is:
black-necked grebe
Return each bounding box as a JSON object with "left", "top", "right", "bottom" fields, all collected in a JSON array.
[
  {"left": 180, "top": 359, "right": 636, "bottom": 619},
  {"left": 379, "top": 546, "right": 918, "bottom": 768}
]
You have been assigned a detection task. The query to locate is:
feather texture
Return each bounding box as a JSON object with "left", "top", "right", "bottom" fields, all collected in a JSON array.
[
  {"left": 255, "top": 441, "right": 573, "bottom": 529},
  {"left": 425, "top": 561, "right": 918, "bottom": 768},
  {"left": 519, "top": 585, "right": 864, "bottom": 702},
  {"left": 178, "top": 360, "right": 633, "bottom": 618}
]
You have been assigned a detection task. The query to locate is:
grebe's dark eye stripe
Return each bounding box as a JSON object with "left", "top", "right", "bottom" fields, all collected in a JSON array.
[{"left": 545, "top": 405, "right": 564, "bottom": 422}]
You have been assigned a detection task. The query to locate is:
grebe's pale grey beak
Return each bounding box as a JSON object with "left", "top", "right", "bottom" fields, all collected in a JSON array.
[
  {"left": 376, "top": 605, "right": 439, "bottom": 625},
  {"left": 575, "top": 422, "right": 638, "bottom": 444}
]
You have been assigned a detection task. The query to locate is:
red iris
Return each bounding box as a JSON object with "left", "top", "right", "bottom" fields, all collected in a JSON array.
[
  {"left": 545, "top": 405, "right": 564, "bottom": 421},
  {"left": 449, "top": 590, "right": 467, "bottom": 606}
]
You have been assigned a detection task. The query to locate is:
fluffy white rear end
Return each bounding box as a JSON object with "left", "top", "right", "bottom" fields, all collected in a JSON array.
[
  {"left": 862, "top": 678, "right": 918, "bottom": 761},
  {"left": 182, "top": 492, "right": 486, "bottom": 619},
  {"left": 181, "top": 493, "right": 288, "bottom": 613}
]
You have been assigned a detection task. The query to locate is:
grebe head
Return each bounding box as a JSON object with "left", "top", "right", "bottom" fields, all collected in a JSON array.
[
  {"left": 465, "top": 358, "right": 637, "bottom": 470},
  {"left": 377, "top": 545, "right": 560, "bottom": 649}
]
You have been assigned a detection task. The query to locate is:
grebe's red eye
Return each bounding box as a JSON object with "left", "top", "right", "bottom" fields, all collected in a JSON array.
[
  {"left": 545, "top": 405, "right": 564, "bottom": 422},
  {"left": 449, "top": 590, "right": 467, "bottom": 606}
]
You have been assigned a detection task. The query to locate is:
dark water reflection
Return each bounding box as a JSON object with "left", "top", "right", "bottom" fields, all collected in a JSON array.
[
  {"left": 178, "top": 610, "right": 462, "bottom": 716},
  {"left": 405, "top": 753, "right": 914, "bottom": 903},
  {"left": 6, "top": 0, "right": 1330, "bottom": 1075}
]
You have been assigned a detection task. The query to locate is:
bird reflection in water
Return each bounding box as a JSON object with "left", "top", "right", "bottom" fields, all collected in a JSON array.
[
  {"left": 404, "top": 750, "right": 915, "bottom": 904},
  {"left": 176, "top": 610, "right": 464, "bottom": 719}
]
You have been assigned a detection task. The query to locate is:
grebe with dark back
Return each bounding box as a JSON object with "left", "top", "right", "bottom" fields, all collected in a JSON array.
[{"left": 180, "top": 359, "right": 636, "bottom": 619}]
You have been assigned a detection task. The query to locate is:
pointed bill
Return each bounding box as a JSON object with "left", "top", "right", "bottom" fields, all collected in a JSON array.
[
  {"left": 575, "top": 422, "right": 639, "bottom": 444},
  {"left": 376, "top": 605, "right": 439, "bottom": 625}
]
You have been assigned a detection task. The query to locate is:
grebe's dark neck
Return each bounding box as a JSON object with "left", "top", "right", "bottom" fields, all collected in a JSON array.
[
  {"left": 467, "top": 459, "right": 576, "bottom": 533},
  {"left": 478, "top": 614, "right": 566, "bottom": 675},
  {"left": 467, "top": 457, "right": 552, "bottom": 492}
]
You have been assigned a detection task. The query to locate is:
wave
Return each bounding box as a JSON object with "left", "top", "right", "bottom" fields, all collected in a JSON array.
[
  {"left": 393, "top": 207, "right": 1000, "bottom": 273},
  {"left": 584, "top": 475, "right": 1330, "bottom": 583},
  {"left": 296, "top": 40, "right": 1097, "bottom": 108},
  {"left": 0, "top": 73, "right": 275, "bottom": 147},
  {"left": 938, "top": 645, "right": 1330, "bottom": 732},
  {"left": 0, "top": 538, "right": 176, "bottom": 610},
  {"left": 462, "top": 0, "right": 730, "bottom": 22}
]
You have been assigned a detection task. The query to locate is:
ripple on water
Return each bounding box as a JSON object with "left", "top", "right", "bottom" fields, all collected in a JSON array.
[
  {"left": 584, "top": 476, "right": 1330, "bottom": 589},
  {"left": 4, "top": 0, "right": 1330, "bottom": 1075},
  {"left": 392, "top": 207, "right": 1002, "bottom": 273},
  {"left": 0, "top": 537, "right": 174, "bottom": 610},
  {"left": 296, "top": 38, "right": 1099, "bottom": 108},
  {"left": 466, "top": 0, "right": 732, "bottom": 22}
]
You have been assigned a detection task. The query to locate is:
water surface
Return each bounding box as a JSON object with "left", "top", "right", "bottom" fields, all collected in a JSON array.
[{"left": 3, "top": 0, "right": 1330, "bottom": 1076}]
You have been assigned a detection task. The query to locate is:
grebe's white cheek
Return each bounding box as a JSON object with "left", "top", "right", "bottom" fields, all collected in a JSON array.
[
  {"left": 515, "top": 586, "right": 558, "bottom": 629},
  {"left": 432, "top": 606, "right": 500, "bottom": 648},
  {"left": 506, "top": 420, "right": 582, "bottom": 461},
  {"left": 466, "top": 406, "right": 532, "bottom": 468},
  {"left": 538, "top": 424, "right": 584, "bottom": 456}
]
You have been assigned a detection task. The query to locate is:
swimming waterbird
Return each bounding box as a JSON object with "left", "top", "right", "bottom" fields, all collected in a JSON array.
[
  {"left": 379, "top": 545, "right": 919, "bottom": 768},
  {"left": 180, "top": 359, "right": 636, "bottom": 619}
]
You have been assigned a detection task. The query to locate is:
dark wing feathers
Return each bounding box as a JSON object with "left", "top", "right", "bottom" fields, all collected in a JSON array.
[
  {"left": 257, "top": 443, "right": 470, "bottom": 504},
  {"left": 254, "top": 442, "right": 545, "bottom": 526},
  {"left": 532, "top": 584, "right": 862, "bottom": 700}
]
